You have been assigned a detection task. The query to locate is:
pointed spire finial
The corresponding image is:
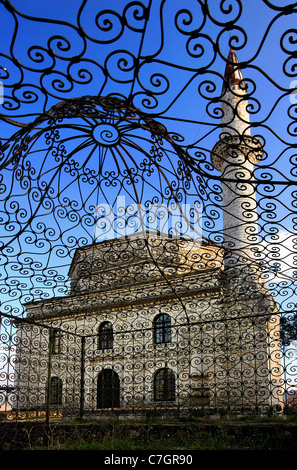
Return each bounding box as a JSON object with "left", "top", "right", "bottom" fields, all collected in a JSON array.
[{"left": 223, "top": 48, "right": 246, "bottom": 91}]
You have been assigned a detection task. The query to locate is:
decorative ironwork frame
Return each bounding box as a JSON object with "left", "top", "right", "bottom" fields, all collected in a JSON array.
[{"left": 0, "top": 0, "right": 297, "bottom": 423}]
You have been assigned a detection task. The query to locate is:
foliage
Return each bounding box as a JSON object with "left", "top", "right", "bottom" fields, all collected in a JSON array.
[{"left": 280, "top": 313, "right": 297, "bottom": 349}]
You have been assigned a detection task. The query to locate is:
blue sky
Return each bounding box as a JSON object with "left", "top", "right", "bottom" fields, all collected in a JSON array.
[{"left": 0, "top": 0, "right": 296, "bottom": 195}]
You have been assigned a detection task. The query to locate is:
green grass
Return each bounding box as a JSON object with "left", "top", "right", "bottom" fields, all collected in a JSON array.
[
  {"left": 2, "top": 414, "right": 296, "bottom": 450},
  {"left": 26, "top": 434, "right": 287, "bottom": 451},
  {"left": 21, "top": 424, "right": 293, "bottom": 450}
]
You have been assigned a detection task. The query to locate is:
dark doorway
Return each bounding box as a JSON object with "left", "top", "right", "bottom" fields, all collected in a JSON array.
[
  {"left": 50, "top": 376, "right": 63, "bottom": 405},
  {"left": 97, "top": 369, "right": 120, "bottom": 408}
]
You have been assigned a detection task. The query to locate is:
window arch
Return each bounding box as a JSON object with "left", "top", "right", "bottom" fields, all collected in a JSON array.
[
  {"left": 52, "top": 329, "right": 62, "bottom": 355},
  {"left": 153, "top": 313, "right": 171, "bottom": 344},
  {"left": 154, "top": 368, "right": 175, "bottom": 401},
  {"left": 98, "top": 321, "right": 113, "bottom": 350}
]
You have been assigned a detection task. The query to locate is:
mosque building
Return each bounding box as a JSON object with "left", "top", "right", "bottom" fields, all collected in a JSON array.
[{"left": 15, "top": 49, "right": 283, "bottom": 416}]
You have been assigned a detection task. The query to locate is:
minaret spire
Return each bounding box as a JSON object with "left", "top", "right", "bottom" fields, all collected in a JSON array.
[
  {"left": 223, "top": 48, "right": 246, "bottom": 90},
  {"left": 211, "top": 48, "right": 263, "bottom": 293},
  {"left": 220, "top": 47, "right": 251, "bottom": 139}
]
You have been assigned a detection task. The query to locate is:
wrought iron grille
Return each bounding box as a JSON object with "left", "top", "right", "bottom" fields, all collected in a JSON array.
[{"left": 0, "top": 0, "right": 297, "bottom": 422}]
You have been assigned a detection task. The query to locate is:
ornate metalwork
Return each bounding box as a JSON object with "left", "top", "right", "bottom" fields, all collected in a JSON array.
[{"left": 0, "top": 0, "right": 297, "bottom": 422}]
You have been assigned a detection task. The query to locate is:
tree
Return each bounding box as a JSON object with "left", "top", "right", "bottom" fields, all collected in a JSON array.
[{"left": 280, "top": 313, "right": 297, "bottom": 349}]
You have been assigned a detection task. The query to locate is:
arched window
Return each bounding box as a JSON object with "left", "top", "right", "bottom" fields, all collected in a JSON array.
[
  {"left": 154, "top": 368, "right": 175, "bottom": 401},
  {"left": 98, "top": 321, "right": 113, "bottom": 350},
  {"left": 153, "top": 313, "right": 171, "bottom": 344},
  {"left": 97, "top": 369, "right": 120, "bottom": 408},
  {"left": 50, "top": 376, "right": 63, "bottom": 405}
]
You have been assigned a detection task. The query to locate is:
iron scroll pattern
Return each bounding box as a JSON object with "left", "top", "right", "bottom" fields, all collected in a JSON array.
[
  {"left": 0, "top": 1, "right": 296, "bottom": 132},
  {"left": 0, "top": 0, "right": 297, "bottom": 421}
]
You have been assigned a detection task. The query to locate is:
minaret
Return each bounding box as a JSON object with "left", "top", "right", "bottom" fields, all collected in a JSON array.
[{"left": 211, "top": 49, "right": 264, "bottom": 293}]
